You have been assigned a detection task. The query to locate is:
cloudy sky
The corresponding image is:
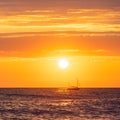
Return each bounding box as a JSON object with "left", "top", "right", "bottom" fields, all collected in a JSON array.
[
  {"left": 0, "top": 0, "right": 120, "bottom": 57},
  {"left": 0, "top": 0, "right": 120, "bottom": 87}
]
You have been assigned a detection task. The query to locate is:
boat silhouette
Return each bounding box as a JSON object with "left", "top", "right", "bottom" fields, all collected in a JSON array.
[{"left": 68, "top": 78, "right": 79, "bottom": 90}]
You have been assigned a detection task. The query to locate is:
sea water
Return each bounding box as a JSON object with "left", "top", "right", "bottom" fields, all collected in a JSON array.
[{"left": 0, "top": 88, "right": 120, "bottom": 120}]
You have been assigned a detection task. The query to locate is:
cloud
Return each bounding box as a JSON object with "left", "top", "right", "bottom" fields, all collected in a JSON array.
[
  {"left": 0, "top": 47, "right": 114, "bottom": 57},
  {"left": 0, "top": 32, "right": 120, "bottom": 39},
  {"left": 0, "top": 55, "right": 120, "bottom": 64},
  {"left": 0, "top": 8, "right": 119, "bottom": 33},
  {"left": 0, "top": 0, "right": 120, "bottom": 11},
  {"left": 51, "top": 49, "right": 106, "bottom": 56},
  {"left": 0, "top": 1, "right": 119, "bottom": 57},
  {"left": 0, "top": 24, "right": 120, "bottom": 33},
  {"left": 0, "top": 32, "right": 120, "bottom": 57}
]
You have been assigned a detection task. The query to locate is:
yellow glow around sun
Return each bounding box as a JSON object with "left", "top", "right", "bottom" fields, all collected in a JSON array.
[{"left": 58, "top": 58, "right": 69, "bottom": 69}]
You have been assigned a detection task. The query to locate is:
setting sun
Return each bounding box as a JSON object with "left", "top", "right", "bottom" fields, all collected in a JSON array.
[{"left": 58, "top": 58, "right": 69, "bottom": 69}]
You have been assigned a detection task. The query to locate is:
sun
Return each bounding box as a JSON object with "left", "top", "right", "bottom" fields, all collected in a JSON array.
[{"left": 58, "top": 58, "right": 69, "bottom": 69}]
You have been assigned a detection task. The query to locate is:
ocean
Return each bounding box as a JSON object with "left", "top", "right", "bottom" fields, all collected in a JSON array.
[{"left": 0, "top": 88, "right": 120, "bottom": 120}]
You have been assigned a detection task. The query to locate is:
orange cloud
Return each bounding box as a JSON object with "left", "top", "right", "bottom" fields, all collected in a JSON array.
[{"left": 0, "top": 8, "right": 119, "bottom": 33}]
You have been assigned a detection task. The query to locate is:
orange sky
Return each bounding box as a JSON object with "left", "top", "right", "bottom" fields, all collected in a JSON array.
[{"left": 0, "top": 0, "right": 120, "bottom": 87}]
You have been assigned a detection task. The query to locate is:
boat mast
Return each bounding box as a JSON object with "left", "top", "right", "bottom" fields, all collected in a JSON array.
[{"left": 77, "top": 78, "right": 79, "bottom": 88}]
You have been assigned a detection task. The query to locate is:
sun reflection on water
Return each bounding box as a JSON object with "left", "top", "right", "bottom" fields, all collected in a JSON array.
[
  {"left": 49, "top": 99, "right": 73, "bottom": 107},
  {"left": 55, "top": 88, "right": 71, "bottom": 94}
]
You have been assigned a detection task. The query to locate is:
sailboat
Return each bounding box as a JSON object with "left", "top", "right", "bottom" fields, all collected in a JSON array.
[{"left": 68, "top": 78, "right": 79, "bottom": 90}]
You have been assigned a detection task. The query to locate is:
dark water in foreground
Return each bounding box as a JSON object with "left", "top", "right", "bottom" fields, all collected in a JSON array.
[{"left": 0, "top": 88, "right": 120, "bottom": 120}]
